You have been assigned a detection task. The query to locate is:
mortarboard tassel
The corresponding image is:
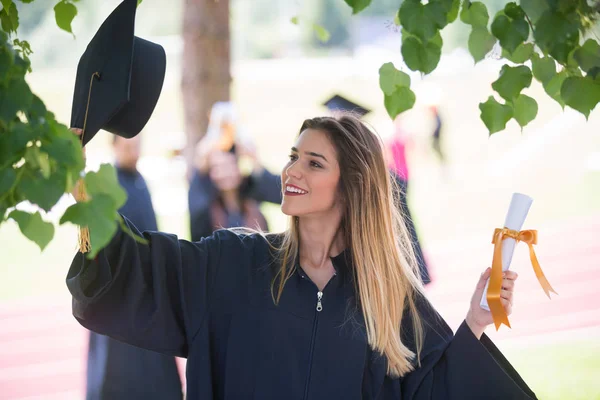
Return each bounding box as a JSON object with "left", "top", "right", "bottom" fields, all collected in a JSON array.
[
  {"left": 76, "top": 72, "right": 100, "bottom": 254},
  {"left": 76, "top": 180, "right": 91, "bottom": 253}
]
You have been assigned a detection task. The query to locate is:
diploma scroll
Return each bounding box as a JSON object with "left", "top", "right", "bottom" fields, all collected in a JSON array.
[{"left": 480, "top": 193, "right": 533, "bottom": 311}]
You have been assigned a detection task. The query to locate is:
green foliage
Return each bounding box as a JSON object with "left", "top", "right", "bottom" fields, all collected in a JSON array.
[
  {"left": 491, "top": 3, "right": 529, "bottom": 54},
  {"left": 8, "top": 209, "right": 54, "bottom": 250},
  {"left": 0, "top": 0, "right": 134, "bottom": 257},
  {"left": 461, "top": 1, "right": 497, "bottom": 63},
  {"left": 379, "top": 62, "right": 416, "bottom": 116},
  {"left": 560, "top": 76, "right": 600, "bottom": 119},
  {"left": 492, "top": 65, "right": 533, "bottom": 101},
  {"left": 59, "top": 164, "right": 128, "bottom": 259},
  {"left": 53, "top": 1, "right": 77, "bottom": 35},
  {"left": 479, "top": 96, "right": 514, "bottom": 133},
  {"left": 512, "top": 93, "right": 538, "bottom": 127},
  {"left": 342, "top": 0, "right": 600, "bottom": 135},
  {"left": 312, "top": 24, "right": 331, "bottom": 43},
  {"left": 343, "top": 0, "right": 371, "bottom": 14}
]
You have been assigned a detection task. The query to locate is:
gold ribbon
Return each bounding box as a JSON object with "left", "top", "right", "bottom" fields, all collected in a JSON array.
[{"left": 487, "top": 227, "right": 558, "bottom": 330}]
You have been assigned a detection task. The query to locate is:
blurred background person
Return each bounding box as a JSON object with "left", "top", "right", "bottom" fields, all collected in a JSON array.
[
  {"left": 86, "top": 135, "right": 183, "bottom": 400},
  {"left": 188, "top": 102, "right": 281, "bottom": 241},
  {"left": 430, "top": 104, "right": 445, "bottom": 165},
  {"left": 386, "top": 117, "right": 431, "bottom": 285}
]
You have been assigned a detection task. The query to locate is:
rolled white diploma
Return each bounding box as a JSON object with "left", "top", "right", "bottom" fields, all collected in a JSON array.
[{"left": 480, "top": 193, "right": 533, "bottom": 311}]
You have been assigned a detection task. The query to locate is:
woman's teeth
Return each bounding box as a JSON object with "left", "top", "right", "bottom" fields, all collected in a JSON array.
[{"left": 286, "top": 185, "right": 307, "bottom": 194}]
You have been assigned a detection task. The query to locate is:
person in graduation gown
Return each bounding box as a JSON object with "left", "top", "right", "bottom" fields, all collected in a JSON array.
[
  {"left": 188, "top": 103, "right": 281, "bottom": 241},
  {"left": 85, "top": 135, "right": 182, "bottom": 400},
  {"left": 67, "top": 115, "right": 537, "bottom": 400}
]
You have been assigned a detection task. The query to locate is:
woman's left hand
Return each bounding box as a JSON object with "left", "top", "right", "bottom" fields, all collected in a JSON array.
[{"left": 466, "top": 267, "right": 518, "bottom": 339}]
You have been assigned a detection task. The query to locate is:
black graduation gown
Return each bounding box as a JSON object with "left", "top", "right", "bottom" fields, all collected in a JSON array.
[
  {"left": 68, "top": 216, "right": 537, "bottom": 400},
  {"left": 85, "top": 167, "right": 182, "bottom": 400}
]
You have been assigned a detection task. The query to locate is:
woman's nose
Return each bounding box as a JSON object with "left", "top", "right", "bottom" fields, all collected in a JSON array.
[{"left": 285, "top": 162, "right": 302, "bottom": 179}]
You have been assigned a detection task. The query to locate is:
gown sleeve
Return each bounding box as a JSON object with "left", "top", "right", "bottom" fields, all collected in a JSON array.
[
  {"left": 400, "top": 295, "right": 537, "bottom": 400},
  {"left": 248, "top": 168, "right": 282, "bottom": 205},
  {"left": 66, "top": 215, "right": 239, "bottom": 358},
  {"left": 188, "top": 170, "right": 218, "bottom": 241}
]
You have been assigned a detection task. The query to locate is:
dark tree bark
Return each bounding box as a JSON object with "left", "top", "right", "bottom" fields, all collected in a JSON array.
[{"left": 181, "top": 0, "right": 231, "bottom": 178}]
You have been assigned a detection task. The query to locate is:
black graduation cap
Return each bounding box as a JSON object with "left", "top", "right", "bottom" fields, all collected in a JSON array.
[
  {"left": 323, "top": 94, "right": 371, "bottom": 117},
  {"left": 70, "top": 0, "right": 166, "bottom": 147}
]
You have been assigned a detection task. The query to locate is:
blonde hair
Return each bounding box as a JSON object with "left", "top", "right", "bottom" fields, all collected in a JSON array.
[{"left": 271, "top": 115, "right": 425, "bottom": 377}]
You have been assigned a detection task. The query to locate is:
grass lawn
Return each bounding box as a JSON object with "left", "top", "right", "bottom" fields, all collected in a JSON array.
[{"left": 505, "top": 340, "right": 600, "bottom": 400}]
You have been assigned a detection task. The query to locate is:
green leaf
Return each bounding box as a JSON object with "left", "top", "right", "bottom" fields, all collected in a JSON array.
[
  {"left": 8, "top": 210, "right": 54, "bottom": 251},
  {"left": 0, "top": 43, "right": 14, "bottom": 82},
  {"left": 27, "top": 94, "right": 47, "bottom": 122},
  {"left": 490, "top": 13, "right": 528, "bottom": 54},
  {"left": 0, "top": 122, "right": 36, "bottom": 166},
  {"left": 1, "top": 0, "right": 13, "bottom": 12},
  {"left": 0, "top": 2, "right": 18, "bottom": 33},
  {"left": 574, "top": 40, "right": 600, "bottom": 74},
  {"left": 399, "top": 0, "right": 447, "bottom": 42},
  {"left": 435, "top": 0, "right": 460, "bottom": 23},
  {"left": 54, "top": 1, "right": 77, "bottom": 34},
  {"left": 531, "top": 53, "right": 556, "bottom": 84},
  {"left": 312, "top": 24, "right": 330, "bottom": 43},
  {"left": 343, "top": 0, "right": 371, "bottom": 14},
  {"left": 84, "top": 164, "right": 127, "bottom": 209},
  {"left": 290, "top": 16, "right": 299, "bottom": 25},
  {"left": 468, "top": 26, "right": 496, "bottom": 63},
  {"left": 379, "top": 62, "right": 411, "bottom": 96},
  {"left": 502, "top": 42, "right": 534, "bottom": 64},
  {"left": 17, "top": 169, "right": 67, "bottom": 212},
  {"left": 18, "top": 0, "right": 35, "bottom": 3},
  {"left": 24, "top": 145, "right": 42, "bottom": 170},
  {"left": 137, "top": 0, "right": 143, "bottom": 5},
  {"left": 447, "top": 0, "right": 461, "bottom": 23},
  {"left": 401, "top": 36, "right": 442, "bottom": 74},
  {"left": 519, "top": 0, "right": 549, "bottom": 23},
  {"left": 543, "top": 70, "right": 568, "bottom": 108},
  {"left": 460, "top": 1, "right": 489, "bottom": 27},
  {"left": 479, "top": 96, "right": 513, "bottom": 134},
  {"left": 512, "top": 94, "right": 538, "bottom": 128},
  {"left": 503, "top": 2, "right": 524, "bottom": 20},
  {"left": 40, "top": 123, "right": 84, "bottom": 168},
  {"left": 60, "top": 194, "right": 119, "bottom": 259},
  {"left": 533, "top": 10, "right": 579, "bottom": 65},
  {"left": 0, "top": 168, "right": 16, "bottom": 196},
  {"left": 0, "top": 76, "right": 33, "bottom": 121},
  {"left": 39, "top": 153, "right": 51, "bottom": 178},
  {"left": 560, "top": 76, "right": 600, "bottom": 119},
  {"left": 384, "top": 86, "right": 416, "bottom": 119},
  {"left": 13, "top": 38, "right": 32, "bottom": 57},
  {"left": 491, "top": 65, "right": 532, "bottom": 101}
]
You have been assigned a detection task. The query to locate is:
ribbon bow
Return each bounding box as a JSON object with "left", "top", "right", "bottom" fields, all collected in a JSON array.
[{"left": 487, "top": 228, "right": 558, "bottom": 330}]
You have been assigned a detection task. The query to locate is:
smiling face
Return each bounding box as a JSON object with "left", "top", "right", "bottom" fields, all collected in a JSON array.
[{"left": 281, "top": 128, "right": 342, "bottom": 218}]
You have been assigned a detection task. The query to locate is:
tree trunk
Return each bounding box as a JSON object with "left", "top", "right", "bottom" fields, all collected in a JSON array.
[{"left": 181, "top": 0, "right": 231, "bottom": 179}]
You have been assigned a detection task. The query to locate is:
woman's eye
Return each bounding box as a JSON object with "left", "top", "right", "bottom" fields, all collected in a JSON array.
[
  {"left": 288, "top": 154, "right": 298, "bottom": 161},
  {"left": 310, "top": 161, "right": 322, "bottom": 168}
]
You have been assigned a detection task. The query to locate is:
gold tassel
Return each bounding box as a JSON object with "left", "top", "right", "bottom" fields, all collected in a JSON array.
[
  {"left": 76, "top": 178, "right": 91, "bottom": 253},
  {"left": 75, "top": 71, "right": 100, "bottom": 254}
]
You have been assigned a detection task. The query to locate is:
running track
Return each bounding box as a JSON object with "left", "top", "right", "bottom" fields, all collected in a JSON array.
[{"left": 1, "top": 215, "right": 598, "bottom": 399}]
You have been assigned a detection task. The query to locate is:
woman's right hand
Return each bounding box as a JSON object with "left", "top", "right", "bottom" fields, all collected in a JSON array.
[
  {"left": 70, "top": 128, "right": 86, "bottom": 201},
  {"left": 193, "top": 136, "right": 218, "bottom": 174}
]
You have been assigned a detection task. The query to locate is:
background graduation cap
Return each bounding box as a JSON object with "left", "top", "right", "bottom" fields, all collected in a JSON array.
[
  {"left": 323, "top": 94, "right": 371, "bottom": 118},
  {"left": 70, "top": 0, "right": 166, "bottom": 147}
]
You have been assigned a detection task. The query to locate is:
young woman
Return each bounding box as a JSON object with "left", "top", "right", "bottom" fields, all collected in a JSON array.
[{"left": 67, "top": 116, "right": 536, "bottom": 399}]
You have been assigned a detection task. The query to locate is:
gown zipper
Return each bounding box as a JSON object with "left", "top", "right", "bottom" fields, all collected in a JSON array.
[{"left": 302, "top": 274, "right": 335, "bottom": 400}]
